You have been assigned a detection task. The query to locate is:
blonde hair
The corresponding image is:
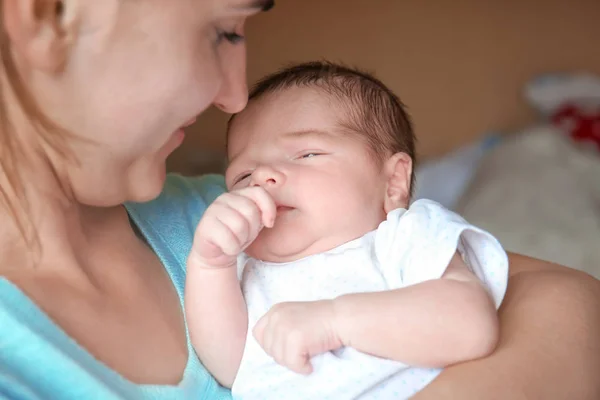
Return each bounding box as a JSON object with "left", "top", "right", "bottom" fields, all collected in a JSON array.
[{"left": 0, "top": 0, "right": 73, "bottom": 248}]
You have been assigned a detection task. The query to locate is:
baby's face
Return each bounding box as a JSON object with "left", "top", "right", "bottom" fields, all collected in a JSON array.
[{"left": 226, "top": 87, "right": 389, "bottom": 262}]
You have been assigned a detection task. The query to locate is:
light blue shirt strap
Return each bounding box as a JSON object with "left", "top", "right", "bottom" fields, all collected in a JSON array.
[{"left": 126, "top": 173, "right": 228, "bottom": 301}]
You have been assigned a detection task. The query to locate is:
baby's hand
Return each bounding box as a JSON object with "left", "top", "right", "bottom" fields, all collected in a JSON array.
[
  {"left": 189, "top": 187, "right": 276, "bottom": 269},
  {"left": 253, "top": 300, "right": 343, "bottom": 375}
]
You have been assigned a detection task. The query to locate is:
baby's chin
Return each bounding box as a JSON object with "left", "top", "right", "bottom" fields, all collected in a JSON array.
[
  {"left": 245, "top": 234, "right": 336, "bottom": 263},
  {"left": 245, "top": 242, "right": 312, "bottom": 263}
]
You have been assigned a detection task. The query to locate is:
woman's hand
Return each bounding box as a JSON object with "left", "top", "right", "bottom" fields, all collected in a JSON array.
[
  {"left": 188, "top": 187, "right": 276, "bottom": 269},
  {"left": 253, "top": 300, "right": 343, "bottom": 375}
]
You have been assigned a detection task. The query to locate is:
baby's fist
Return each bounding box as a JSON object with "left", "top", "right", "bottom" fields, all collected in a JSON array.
[
  {"left": 189, "top": 186, "right": 276, "bottom": 269},
  {"left": 253, "top": 300, "right": 343, "bottom": 375}
]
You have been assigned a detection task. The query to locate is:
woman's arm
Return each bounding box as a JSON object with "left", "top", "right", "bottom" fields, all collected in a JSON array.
[{"left": 412, "top": 253, "right": 600, "bottom": 400}]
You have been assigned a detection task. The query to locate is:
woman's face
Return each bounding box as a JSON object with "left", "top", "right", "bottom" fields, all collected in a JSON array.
[{"left": 23, "top": 0, "right": 270, "bottom": 205}]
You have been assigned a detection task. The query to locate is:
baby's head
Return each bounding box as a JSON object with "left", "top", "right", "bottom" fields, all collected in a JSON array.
[{"left": 226, "top": 61, "right": 416, "bottom": 262}]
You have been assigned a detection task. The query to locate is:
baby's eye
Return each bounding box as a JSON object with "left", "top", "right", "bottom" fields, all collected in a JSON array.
[
  {"left": 235, "top": 173, "right": 252, "bottom": 184},
  {"left": 300, "top": 153, "right": 321, "bottom": 159}
]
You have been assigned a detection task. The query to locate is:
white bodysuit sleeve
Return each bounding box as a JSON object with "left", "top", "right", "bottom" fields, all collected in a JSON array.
[
  {"left": 374, "top": 199, "right": 509, "bottom": 308},
  {"left": 236, "top": 253, "right": 248, "bottom": 281}
]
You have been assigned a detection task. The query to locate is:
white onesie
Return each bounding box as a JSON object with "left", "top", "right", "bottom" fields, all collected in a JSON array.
[{"left": 231, "top": 199, "right": 509, "bottom": 400}]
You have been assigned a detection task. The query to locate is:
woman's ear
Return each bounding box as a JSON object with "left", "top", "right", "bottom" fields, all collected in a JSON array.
[
  {"left": 383, "top": 152, "right": 412, "bottom": 214},
  {"left": 3, "top": 0, "right": 75, "bottom": 72}
]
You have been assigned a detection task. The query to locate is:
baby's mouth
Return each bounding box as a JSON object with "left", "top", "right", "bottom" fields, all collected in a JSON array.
[{"left": 276, "top": 205, "right": 294, "bottom": 214}]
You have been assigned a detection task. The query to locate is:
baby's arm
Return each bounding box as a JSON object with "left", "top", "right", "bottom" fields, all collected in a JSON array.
[
  {"left": 185, "top": 261, "right": 247, "bottom": 387},
  {"left": 185, "top": 187, "right": 276, "bottom": 387},
  {"left": 333, "top": 253, "right": 499, "bottom": 368}
]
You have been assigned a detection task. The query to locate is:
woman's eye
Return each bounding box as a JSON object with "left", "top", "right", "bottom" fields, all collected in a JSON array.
[{"left": 216, "top": 30, "right": 245, "bottom": 45}]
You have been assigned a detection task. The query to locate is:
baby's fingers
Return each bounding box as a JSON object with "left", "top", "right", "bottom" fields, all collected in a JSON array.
[
  {"left": 253, "top": 312, "right": 313, "bottom": 375},
  {"left": 235, "top": 186, "right": 277, "bottom": 228},
  {"left": 201, "top": 208, "right": 243, "bottom": 256},
  {"left": 253, "top": 313, "right": 268, "bottom": 348},
  {"left": 283, "top": 342, "right": 313, "bottom": 375},
  {"left": 211, "top": 203, "right": 251, "bottom": 250},
  {"left": 215, "top": 192, "right": 265, "bottom": 241}
]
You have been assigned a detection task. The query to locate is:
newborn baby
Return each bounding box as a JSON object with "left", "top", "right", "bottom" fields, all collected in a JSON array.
[{"left": 185, "top": 61, "right": 508, "bottom": 400}]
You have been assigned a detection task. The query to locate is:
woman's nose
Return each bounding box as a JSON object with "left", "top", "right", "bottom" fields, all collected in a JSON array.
[{"left": 213, "top": 47, "right": 249, "bottom": 114}]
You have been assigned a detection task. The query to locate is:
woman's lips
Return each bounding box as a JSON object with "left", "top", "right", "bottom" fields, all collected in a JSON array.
[
  {"left": 158, "top": 116, "right": 195, "bottom": 159},
  {"left": 183, "top": 117, "right": 197, "bottom": 128}
]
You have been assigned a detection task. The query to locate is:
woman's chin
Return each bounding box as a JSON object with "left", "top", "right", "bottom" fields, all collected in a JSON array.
[
  {"left": 158, "top": 129, "right": 186, "bottom": 160},
  {"left": 125, "top": 163, "right": 168, "bottom": 204}
]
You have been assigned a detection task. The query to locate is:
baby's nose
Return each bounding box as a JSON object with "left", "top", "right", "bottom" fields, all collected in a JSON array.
[{"left": 251, "top": 167, "right": 285, "bottom": 187}]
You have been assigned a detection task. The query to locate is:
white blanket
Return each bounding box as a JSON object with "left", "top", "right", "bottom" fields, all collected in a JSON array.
[{"left": 456, "top": 125, "right": 600, "bottom": 279}]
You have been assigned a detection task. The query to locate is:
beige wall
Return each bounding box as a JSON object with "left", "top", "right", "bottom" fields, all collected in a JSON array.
[{"left": 169, "top": 0, "right": 600, "bottom": 174}]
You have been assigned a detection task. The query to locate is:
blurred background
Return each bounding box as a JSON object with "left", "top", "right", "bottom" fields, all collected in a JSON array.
[{"left": 169, "top": 0, "right": 600, "bottom": 278}]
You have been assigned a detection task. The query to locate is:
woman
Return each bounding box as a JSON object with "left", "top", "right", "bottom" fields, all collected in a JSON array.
[{"left": 0, "top": 0, "right": 598, "bottom": 399}]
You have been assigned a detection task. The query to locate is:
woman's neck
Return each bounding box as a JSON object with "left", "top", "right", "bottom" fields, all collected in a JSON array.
[
  {"left": 0, "top": 68, "right": 130, "bottom": 286},
  {"left": 1, "top": 160, "right": 83, "bottom": 266},
  {"left": 0, "top": 173, "right": 133, "bottom": 298},
  {"left": 0, "top": 123, "right": 115, "bottom": 287}
]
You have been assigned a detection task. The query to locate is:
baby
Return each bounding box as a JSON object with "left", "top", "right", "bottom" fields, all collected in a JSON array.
[{"left": 185, "top": 61, "right": 509, "bottom": 400}]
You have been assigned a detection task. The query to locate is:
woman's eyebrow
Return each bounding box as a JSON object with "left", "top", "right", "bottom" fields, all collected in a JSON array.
[{"left": 236, "top": 0, "right": 275, "bottom": 12}]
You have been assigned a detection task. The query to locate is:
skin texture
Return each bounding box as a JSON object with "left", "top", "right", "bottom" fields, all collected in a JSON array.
[
  {"left": 1, "top": 0, "right": 265, "bottom": 385},
  {"left": 226, "top": 88, "right": 408, "bottom": 262},
  {"left": 415, "top": 254, "right": 600, "bottom": 400},
  {"left": 1, "top": 0, "right": 599, "bottom": 397},
  {"left": 186, "top": 87, "right": 498, "bottom": 385}
]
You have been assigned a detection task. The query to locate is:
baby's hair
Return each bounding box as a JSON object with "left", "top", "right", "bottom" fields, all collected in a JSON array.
[{"left": 228, "top": 60, "right": 417, "bottom": 194}]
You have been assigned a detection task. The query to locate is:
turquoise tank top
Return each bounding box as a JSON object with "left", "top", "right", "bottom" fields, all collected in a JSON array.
[{"left": 0, "top": 174, "right": 231, "bottom": 399}]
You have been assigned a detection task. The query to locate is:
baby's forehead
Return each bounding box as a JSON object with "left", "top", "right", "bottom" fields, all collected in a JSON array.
[
  {"left": 226, "top": 86, "right": 357, "bottom": 152},
  {"left": 232, "top": 86, "right": 352, "bottom": 129}
]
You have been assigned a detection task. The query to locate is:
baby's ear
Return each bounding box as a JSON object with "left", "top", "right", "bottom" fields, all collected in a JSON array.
[{"left": 383, "top": 152, "right": 412, "bottom": 214}]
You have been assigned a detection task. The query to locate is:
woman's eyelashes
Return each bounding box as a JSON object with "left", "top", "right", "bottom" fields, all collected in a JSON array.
[{"left": 216, "top": 29, "right": 245, "bottom": 45}]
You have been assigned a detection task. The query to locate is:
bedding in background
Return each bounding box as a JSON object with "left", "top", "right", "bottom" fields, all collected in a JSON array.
[
  {"left": 525, "top": 72, "right": 600, "bottom": 117},
  {"left": 454, "top": 125, "right": 600, "bottom": 279},
  {"left": 413, "top": 72, "right": 600, "bottom": 279},
  {"left": 412, "top": 135, "right": 500, "bottom": 210}
]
